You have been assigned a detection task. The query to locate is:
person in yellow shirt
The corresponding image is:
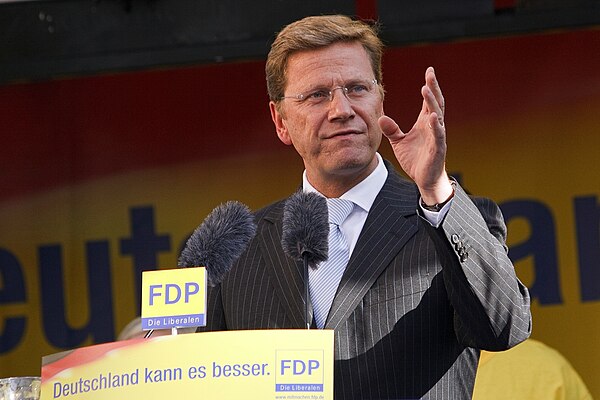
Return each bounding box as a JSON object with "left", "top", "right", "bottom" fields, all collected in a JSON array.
[{"left": 473, "top": 339, "right": 592, "bottom": 400}]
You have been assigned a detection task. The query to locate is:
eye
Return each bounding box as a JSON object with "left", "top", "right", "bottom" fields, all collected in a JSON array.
[
  {"left": 306, "top": 89, "right": 329, "bottom": 101},
  {"left": 346, "top": 83, "right": 369, "bottom": 95}
]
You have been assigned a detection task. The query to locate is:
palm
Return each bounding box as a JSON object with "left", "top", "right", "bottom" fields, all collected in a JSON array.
[
  {"left": 379, "top": 67, "right": 451, "bottom": 201},
  {"left": 393, "top": 112, "right": 445, "bottom": 189}
]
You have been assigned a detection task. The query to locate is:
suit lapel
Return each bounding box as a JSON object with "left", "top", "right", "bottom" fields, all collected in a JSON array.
[
  {"left": 258, "top": 201, "right": 308, "bottom": 328},
  {"left": 326, "top": 168, "right": 420, "bottom": 329}
]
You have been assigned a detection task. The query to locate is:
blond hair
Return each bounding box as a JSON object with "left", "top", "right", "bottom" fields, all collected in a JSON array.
[{"left": 266, "top": 15, "right": 384, "bottom": 103}]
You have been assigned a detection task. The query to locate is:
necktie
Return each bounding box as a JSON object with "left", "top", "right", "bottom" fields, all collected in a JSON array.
[{"left": 309, "top": 198, "right": 354, "bottom": 328}]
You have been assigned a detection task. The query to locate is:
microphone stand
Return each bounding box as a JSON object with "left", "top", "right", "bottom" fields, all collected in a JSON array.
[
  {"left": 302, "top": 252, "right": 311, "bottom": 330},
  {"left": 144, "top": 327, "right": 179, "bottom": 338}
]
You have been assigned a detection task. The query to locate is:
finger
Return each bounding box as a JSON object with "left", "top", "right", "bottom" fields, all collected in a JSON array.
[
  {"left": 428, "top": 112, "right": 446, "bottom": 141},
  {"left": 422, "top": 85, "right": 444, "bottom": 127},
  {"left": 425, "top": 67, "right": 445, "bottom": 117},
  {"left": 379, "top": 115, "right": 405, "bottom": 142}
]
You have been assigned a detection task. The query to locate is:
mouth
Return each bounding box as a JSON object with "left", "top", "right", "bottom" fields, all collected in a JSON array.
[{"left": 326, "top": 129, "right": 361, "bottom": 139}]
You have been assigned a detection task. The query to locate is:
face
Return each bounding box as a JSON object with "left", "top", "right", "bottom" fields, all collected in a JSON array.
[{"left": 269, "top": 41, "right": 384, "bottom": 194}]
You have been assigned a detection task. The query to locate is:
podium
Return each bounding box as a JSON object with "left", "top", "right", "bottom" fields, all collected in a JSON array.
[{"left": 41, "top": 329, "right": 334, "bottom": 399}]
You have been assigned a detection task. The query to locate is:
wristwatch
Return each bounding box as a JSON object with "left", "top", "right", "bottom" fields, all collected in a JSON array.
[{"left": 420, "top": 181, "right": 456, "bottom": 212}]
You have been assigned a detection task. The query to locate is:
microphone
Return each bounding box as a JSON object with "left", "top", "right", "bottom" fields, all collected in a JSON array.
[
  {"left": 178, "top": 200, "right": 257, "bottom": 286},
  {"left": 281, "top": 191, "right": 329, "bottom": 329},
  {"left": 144, "top": 201, "right": 256, "bottom": 339}
]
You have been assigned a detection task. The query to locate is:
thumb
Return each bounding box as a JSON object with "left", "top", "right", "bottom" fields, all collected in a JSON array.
[{"left": 379, "top": 115, "right": 404, "bottom": 142}]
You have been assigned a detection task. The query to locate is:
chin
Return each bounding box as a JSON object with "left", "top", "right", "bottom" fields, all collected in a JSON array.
[{"left": 330, "top": 153, "right": 375, "bottom": 175}]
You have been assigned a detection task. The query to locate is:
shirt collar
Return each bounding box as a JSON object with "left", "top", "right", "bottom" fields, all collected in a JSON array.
[{"left": 303, "top": 152, "right": 388, "bottom": 213}]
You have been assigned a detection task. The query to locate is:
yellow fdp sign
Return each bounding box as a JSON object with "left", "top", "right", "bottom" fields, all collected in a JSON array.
[{"left": 141, "top": 267, "right": 207, "bottom": 330}]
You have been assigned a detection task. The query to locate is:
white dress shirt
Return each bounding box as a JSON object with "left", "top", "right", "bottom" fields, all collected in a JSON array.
[{"left": 303, "top": 153, "right": 453, "bottom": 258}]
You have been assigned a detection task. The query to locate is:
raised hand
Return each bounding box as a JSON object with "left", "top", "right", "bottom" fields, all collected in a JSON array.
[{"left": 379, "top": 67, "right": 453, "bottom": 205}]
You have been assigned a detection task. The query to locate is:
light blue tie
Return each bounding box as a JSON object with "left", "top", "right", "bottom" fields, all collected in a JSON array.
[{"left": 309, "top": 198, "right": 354, "bottom": 328}]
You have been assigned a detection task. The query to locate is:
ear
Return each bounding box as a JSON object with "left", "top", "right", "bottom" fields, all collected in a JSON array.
[{"left": 269, "top": 101, "right": 292, "bottom": 145}]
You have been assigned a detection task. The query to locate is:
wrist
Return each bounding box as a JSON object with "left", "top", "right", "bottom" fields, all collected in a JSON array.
[{"left": 420, "top": 180, "right": 456, "bottom": 211}]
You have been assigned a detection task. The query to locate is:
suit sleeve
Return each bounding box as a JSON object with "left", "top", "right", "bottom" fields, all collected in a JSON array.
[{"left": 422, "top": 182, "right": 532, "bottom": 351}]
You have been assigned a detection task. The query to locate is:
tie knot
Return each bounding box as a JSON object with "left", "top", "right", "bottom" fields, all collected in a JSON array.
[{"left": 327, "top": 198, "right": 354, "bottom": 225}]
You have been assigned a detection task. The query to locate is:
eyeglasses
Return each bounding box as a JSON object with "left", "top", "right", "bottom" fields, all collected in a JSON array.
[{"left": 280, "top": 79, "right": 378, "bottom": 106}]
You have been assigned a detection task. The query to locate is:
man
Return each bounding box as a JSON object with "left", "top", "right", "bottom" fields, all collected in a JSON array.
[{"left": 201, "top": 15, "right": 531, "bottom": 399}]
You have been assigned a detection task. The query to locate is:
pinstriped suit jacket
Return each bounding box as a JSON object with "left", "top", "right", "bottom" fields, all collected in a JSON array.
[{"left": 202, "top": 163, "right": 531, "bottom": 399}]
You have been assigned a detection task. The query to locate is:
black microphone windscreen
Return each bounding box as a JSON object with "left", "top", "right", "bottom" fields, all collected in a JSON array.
[
  {"left": 281, "top": 191, "right": 329, "bottom": 266},
  {"left": 178, "top": 201, "right": 257, "bottom": 286}
]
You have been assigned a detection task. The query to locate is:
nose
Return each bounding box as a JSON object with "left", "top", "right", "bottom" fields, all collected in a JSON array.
[
  {"left": 328, "top": 86, "right": 348, "bottom": 102},
  {"left": 328, "top": 88, "right": 355, "bottom": 121}
]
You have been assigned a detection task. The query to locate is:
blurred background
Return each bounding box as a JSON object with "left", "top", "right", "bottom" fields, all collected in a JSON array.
[{"left": 1, "top": 0, "right": 599, "bottom": 397}]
